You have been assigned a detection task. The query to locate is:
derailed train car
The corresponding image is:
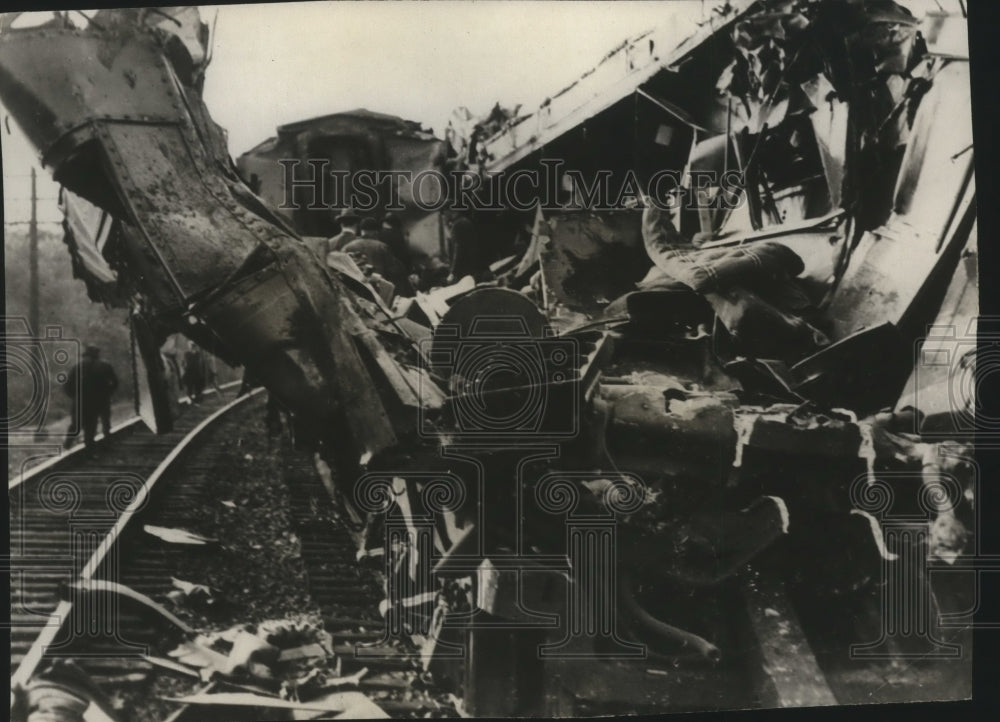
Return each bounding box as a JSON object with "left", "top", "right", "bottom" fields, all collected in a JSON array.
[
  {"left": 0, "top": 1, "right": 979, "bottom": 715},
  {"left": 410, "top": 1, "right": 978, "bottom": 712},
  {"left": 236, "top": 109, "right": 451, "bottom": 262}
]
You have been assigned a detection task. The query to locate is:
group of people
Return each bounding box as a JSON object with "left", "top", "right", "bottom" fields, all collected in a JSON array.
[
  {"left": 62, "top": 344, "right": 222, "bottom": 452},
  {"left": 324, "top": 208, "right": 498, "bottom": 298},
  {"left": 59, "top": 211, "right": 495, "bottom": 450},
  {"left": 62, "top": 345, "right": 118, "bottom": 451},
  {"left": 325, "top": 209, "right": 414, "bottom": 296}
]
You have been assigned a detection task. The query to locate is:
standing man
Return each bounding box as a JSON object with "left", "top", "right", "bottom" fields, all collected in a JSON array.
[
  {"left": 182, "top": 348, "right": 206, "bottom": 403},
  {"left": 379, "top": 213, "right": 411, "bottom": 272},
  {"left": 446, "top": 213, "right": 492, "bottom": 284},
  {"left": 327, "top": 207, "right": 361, "bottom": 254},
  {"left": 64, "top": 345, "right": 118, "bottom": 450},
  {"left": 358, "top": 216, "right": 383, "bottom": 242}
]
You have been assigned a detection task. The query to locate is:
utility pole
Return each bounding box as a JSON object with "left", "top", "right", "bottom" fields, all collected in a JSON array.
[{"left": 29, "top": 166, "right": 40, "bottom": 334}]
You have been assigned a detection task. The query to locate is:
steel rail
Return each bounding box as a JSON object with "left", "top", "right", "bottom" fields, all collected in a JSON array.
[
  {"left": 9, "top": 386, "right": 265, "bottom": 696},
  {"left": 8, "top": 379, "right": 243, "bottom": 491}
]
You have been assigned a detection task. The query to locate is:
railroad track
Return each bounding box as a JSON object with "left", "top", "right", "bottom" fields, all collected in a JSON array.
[
  {"left": 280, "top": 449, "right": 455, "bottom": 716},
  {"left": 9, "top": 388, "right": 454, "bottom": 720},
  {"left": 8, "top": 382, "right": 242, "bottom": 490},
  {"left": 9, "top": 388, "right": 256, "bottom": 689},
  {"left": 9, "top": 377, "right": 970, "bottom": 719}
]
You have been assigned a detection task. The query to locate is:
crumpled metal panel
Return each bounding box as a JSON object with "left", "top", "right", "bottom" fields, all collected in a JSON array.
[
  {"left": 0, "top": 10, "right": 423, "bottom": 456},
  {"left": 0, "top": 19, "right": 256, "bottom": 305},
  {"left": 891, "top": 61, "right": 974, "bottom": 240},
  {"left": 540, "top": 210, "right": 649, "bottom": 313},
  {"left": 894, "top": 226, "right": 978, "bottom": 434},
  {"left": 99, "top": 122, "right": 260, "bottom": 301},
  {"left": 60, "top": 189, "right": 119, "bottom": 304},
  {"left": 825, "top": 59, "right": 974, "bottom": 341},
  {"left": 0, "top": 27, "right": 183, "bottom": 158},
  {"left": 130, "top": 312, "right": 173, "bottom": 434},
  {"left": 481, "top": 0, "right": 756, "bottom": 173},
  {"left": 194, "top": 253, "right": 403, "bottom": 457}
]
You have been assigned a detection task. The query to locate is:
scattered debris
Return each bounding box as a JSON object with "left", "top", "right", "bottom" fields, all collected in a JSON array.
[
  {"left": 160, "top": 616, "right": 339, "bottom": 691},
  {"left": 0, "top": 0, "right": 977, "bottom": 716},
  {"left": 14, "top": 661, "right": 121, "bottom": 722},
  {"left": 141, "top": 655, "right": 202, "bottom": 680},
  {"left": 167, "top": 638, "right": 232, "bottom": 683},
  {"left": 163, "top": 689, "right": 384, "bottom": 713},
  {"left": 166, "top": 577, "right": 221, "bottom": 613},
  {"left": 227, "top": 630, "right": 281, "bottom": 674},
  {"left": 143, "top": 525, "right": 217, "bottom": 546},
  {"left": 282, "top": 666, "right": 370, "bottom": 707},
  {"left": 277, "top": 644, "right": 329, "bottom": 666},
  {"left": 67, "top": 579, "right": 194, "bottom": 635},
  {"left": 323, "top": 667, "right": 369, "bottom": 689},
  {"left": 257, "top": 619, "right": 334, "bottom": 652}
]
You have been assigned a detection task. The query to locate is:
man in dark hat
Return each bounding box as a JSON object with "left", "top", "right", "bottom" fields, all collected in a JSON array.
[
  {"left": 446, "top": 213, "right": 492, "bottom": 284},
  {"left": 358, "top": 216, "right": 382, "bottom": 240},
  {"left": 379, "top": 213, "right": 412, "bottom": 272},
  {"left": 327, "top": 207, "right": 361, "bottom": 254},
  {"left": 63, "top": 345, "right": 118, "bottom": 450},
  {"left": 182, "top": 348, "right": 206, "bottom": 403}
]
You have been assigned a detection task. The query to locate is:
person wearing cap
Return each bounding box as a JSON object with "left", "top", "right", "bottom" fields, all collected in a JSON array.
[
  {"left": 182, "top": 348, "right": 207, "bottom": 403},
  {"left": 327, "top": 207, "right": 361, "bottom": 254},
  {"left": 446, "top": 213, "right": 492, "bottom": 284},
  {"left": 63, "top": 345, "right": 119, "bottom": 450},
  {"left": 379, "top": 213, "right": 412, "bottom": 272},
  {"left": 358, "top": 216, "right": 382, "bottom": 240}
]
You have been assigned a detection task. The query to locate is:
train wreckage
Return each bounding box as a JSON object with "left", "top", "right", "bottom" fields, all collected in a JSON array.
[{"left": 0, "top": 1, "right": 979, "bottom": 716}]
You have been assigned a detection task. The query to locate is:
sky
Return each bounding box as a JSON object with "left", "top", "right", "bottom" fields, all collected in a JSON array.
[
  {"left": 2, "top": 1, "right": 702, "bottom": 226},
  {"left": 0, "top": 0, "right": 961, "bottom": 226},
  {"left": 202, "top": 1, "right": 699, "bottom": 155}
]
